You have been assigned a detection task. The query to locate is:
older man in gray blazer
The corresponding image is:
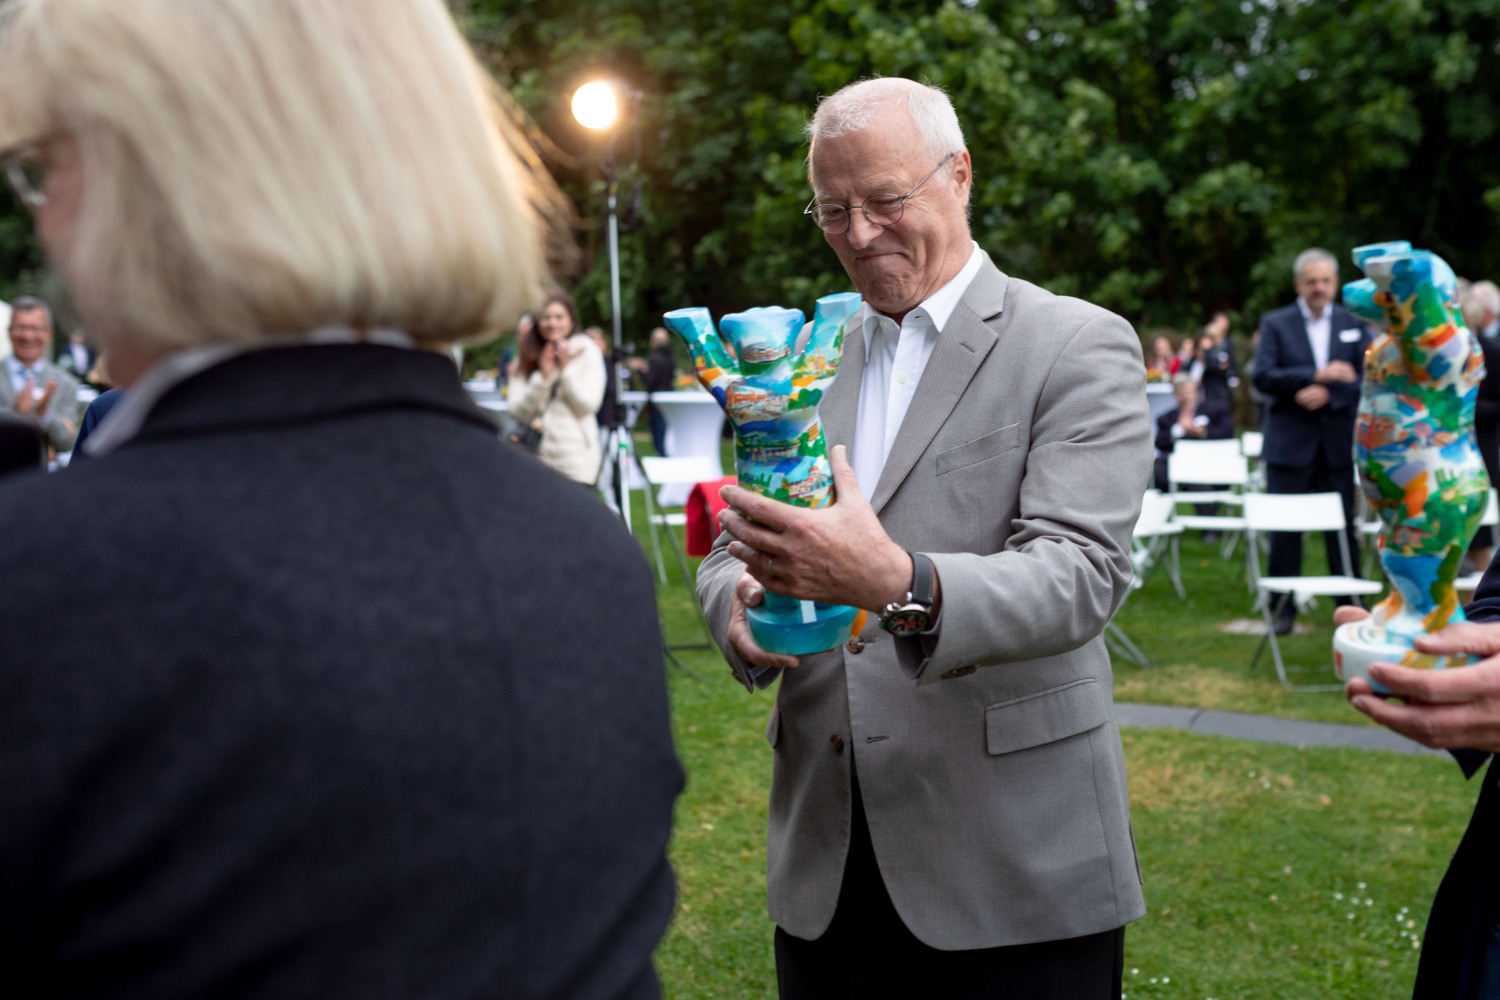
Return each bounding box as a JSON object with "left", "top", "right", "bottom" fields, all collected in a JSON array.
[
  {"left": 699, "top": 79, "right": 1152, "bottom": 998},
  {"left": 0, "top": 296, "right": 78, "bottom": 452}
]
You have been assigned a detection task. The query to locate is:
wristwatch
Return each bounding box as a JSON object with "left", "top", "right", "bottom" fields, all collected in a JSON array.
[{"left": 877, "top": 552, "right": 936, "bottom": 637}]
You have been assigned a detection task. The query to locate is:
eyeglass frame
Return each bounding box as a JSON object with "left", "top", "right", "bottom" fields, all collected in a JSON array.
[
  {"left": 0, "top": 132, "right": 55, "bottom": 209},
  {"left": 803, "top": 151, "right": 957, "bottom": 235}
]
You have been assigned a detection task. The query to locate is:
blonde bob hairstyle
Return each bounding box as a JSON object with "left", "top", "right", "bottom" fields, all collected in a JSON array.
[{"left": 0, "top": 0, "right": 564, "bottom": 353}]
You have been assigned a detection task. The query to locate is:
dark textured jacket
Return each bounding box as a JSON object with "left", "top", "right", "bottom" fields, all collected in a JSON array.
[{"left": 0, "top": 343, "right": 682, "bottom": 999}]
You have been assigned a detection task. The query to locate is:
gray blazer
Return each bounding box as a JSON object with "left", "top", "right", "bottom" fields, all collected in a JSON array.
[
  {"left": 0, "top": 358, "right": 79, "bottom": 452},
  {"left": 697, "top": 254, "right": 1153, "bottom": 950}
]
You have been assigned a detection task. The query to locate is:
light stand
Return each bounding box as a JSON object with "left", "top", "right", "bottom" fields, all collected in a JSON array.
[{"left": 574, "top": 81, "right": 707, "bottom": 677}]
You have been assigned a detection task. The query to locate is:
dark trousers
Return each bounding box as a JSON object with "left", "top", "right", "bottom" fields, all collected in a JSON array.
[
  {"left": 774, "top": 776, "right": 1125, "bottom": 1000},
  {"left": 1414, "top": 759, "right": 1500, "bottom": 999},
  {"left": 647, "top": 405, "right": 668, "bottom": 457},
  {"left": 1265, "top": 460, "right": 1362, "bottom": 596}
]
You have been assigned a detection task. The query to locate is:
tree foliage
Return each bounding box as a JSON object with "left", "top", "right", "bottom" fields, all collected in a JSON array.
[{"left": 472, "top": 0, "right": 1500, "bottom": 346}]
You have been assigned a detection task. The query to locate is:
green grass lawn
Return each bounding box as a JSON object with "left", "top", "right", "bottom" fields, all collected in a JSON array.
[{"left": 634, "top": 445, "right": 1480, "bottom": 998}]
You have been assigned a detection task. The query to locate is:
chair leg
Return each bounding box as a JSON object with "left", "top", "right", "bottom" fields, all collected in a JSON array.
[
  {"left": 1106, "top": 620, "right": 1150, "bottom": 668},
  {"left": 1254, "top": 591, "right": 1342, "bottom": 692},
  {"left": 636, "top": 465, "right": 669, "bottom": 586},
  {"left": 1163, "top": 538, "right": 1186, "bottom": 599},
  {"left": 662, "top": 514, "right": 694, "bottom": 584}
]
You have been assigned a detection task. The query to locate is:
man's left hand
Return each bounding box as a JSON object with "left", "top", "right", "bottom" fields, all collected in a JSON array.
[
  {"left": 718, "top": 444, "right": 914, "bottom": 613},
  {"left": 1346, "top": 621, "right": 1500, "bottom": 754}
]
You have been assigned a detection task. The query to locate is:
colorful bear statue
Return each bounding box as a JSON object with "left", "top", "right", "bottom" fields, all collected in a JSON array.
[
  {"left": 664, "top": 293, "right": 866, "bottom": 655},
  {"left": 1333, "top": 242, "right": 1490, "bottom": 687}
]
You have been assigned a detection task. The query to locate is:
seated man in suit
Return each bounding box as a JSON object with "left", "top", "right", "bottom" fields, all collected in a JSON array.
[
  {"left": 700, "top": 78, "right": 1151, "bottom": 999},
  {"left": 1253, "top": 248, "right": 1371, "bottom": 635},
  {"left": 0, "top": 295, "right": 78, "bottom": 453},
  {"left": 1153, "top": 373, "right": 1234, "bottom": 492}
]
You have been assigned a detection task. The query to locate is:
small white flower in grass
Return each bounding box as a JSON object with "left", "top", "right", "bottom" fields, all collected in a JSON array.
[
  {"left": 1269, "top": 894, "right": 1278, "bottom": 902},
  {"left": 1284, "top": 866, "right": 1293, "bottom": 874},
  {"left": 1163, "top": 977, "right": 1170, "bottom": 984},
  {"left": 1347, "top": 913, "right": 1356, "bottom": 920},
  {"left": 1132, "top": 969, "right": 1139, "bottom": 975},
  {"left": 1334, "top": 892, "right": 1343, "bottom": 900},
  {"left": 1248, "top": 770, "right": 1256, "bottom": 777},
  {"left": 1413, "top": 940, "right": 1421, "bottom": 949},
  {"left": 1365, "top": 899, "right": 1373, "bottom": 906},
  {"left": 1407, "top": 920, "right": 1417, "bottom": 928},
  {"left": 1358, "top": 882, "right": 1367, "bottom": 889}
]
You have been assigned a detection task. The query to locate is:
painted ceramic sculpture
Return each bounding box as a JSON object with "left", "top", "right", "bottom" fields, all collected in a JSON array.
[
  {"left": 1332, "top": 241, "right": 1490, "bottom": 687},
  {"left": 664, "top": 293, "right": 867, "bottom": 655}
]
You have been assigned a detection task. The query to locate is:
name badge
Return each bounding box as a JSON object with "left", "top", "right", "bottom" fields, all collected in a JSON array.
[{"left": 1338, "top": 328, "right": 1363, "bottom": 343}]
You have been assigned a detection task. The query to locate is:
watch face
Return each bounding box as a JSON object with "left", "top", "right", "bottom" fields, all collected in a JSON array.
[{"left": 882, "top": 607, "right": 930, "bottom": 636}]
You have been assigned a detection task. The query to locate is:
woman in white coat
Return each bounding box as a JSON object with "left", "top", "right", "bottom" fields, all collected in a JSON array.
[{"left": 508, "top": 289, "right": 606, "bottom": 485}]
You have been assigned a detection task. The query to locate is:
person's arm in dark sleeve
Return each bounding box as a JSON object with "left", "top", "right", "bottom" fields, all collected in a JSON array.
[
  {"left": 1252, "top": 318, "right": 1316, "bottom": 398},
  {"left": 1154, "top": 410, "right": 1176, "bottom": 455},
  {"left": 1205, "top": 403, "right": 1234, "bottom": 439}
]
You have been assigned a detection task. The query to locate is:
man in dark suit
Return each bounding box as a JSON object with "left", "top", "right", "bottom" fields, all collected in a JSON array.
[
  {"left": 1153, "top": 375, "right": 1234, "bottom": 492},
  {"left": 1253, "top": 247, "right": 1372, "bottom": 634},
  {"left": 1337, "top": 569, "right": 1500, "bottom": 998},
  {"left": 1464, "top": 281, "right": 1500, "bottom": 570}
]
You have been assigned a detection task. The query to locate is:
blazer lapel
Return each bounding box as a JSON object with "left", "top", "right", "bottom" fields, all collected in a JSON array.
[
  {"left": 868, "top": 257, "right": 1006, "bottom": 514},
  {"left": 820, "top": 305, "right": 866, "bottom": 453}
]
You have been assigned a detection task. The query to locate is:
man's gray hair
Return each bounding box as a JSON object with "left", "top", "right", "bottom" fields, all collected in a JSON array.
[
  {"left": 1461, "top": 280, "right": 1500, "bottom": 329},
  {"left": 9, "top": 295, "right": 52, "bottom": 330},
  {"left": 805, "top": 78, "right": 966, "bottom": 174},
  {"left": 1292, "top": 247, "right": 1338, "bottom": 281}
]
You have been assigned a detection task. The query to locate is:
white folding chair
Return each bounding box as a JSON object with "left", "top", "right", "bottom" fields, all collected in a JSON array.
[
  {"left": 1454, "top": 488, "right": 1500, "bottom": 594},
  {"left": 1167, "top": 442, "right": 1252, "bottom": 577},
  {"left": 637, "top": 455, "right": 721, "bottom": 585},
  {"left": 1108, "top": 491, "right": 1185, "bottom": 668},
  {"left": 1131, "top": 490, "right": 1185, "bottom": 599},
  {"left": 1240, "top": 431, "right": 1266, "bottom": 492},
  {"left": 1242, "top": 492, "right": 1384, "bottom": 691}
]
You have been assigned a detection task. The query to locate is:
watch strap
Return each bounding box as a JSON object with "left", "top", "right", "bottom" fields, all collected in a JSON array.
[{"left": 910, "top": 552, "right": 934, "bottom": 608}]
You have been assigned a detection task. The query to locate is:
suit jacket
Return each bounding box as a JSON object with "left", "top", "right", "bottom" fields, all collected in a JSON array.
[
  {"left": 0, "top": 344, "right": 683, "bottom": 999},
  {"left": 1154, "top": 400, "right": 1234, "bottom": 456},
  {"left": 697, "top": 254, "right": 1152, "bottom": 950},
  {"left": 0, "top": 357, "right": 79, "bottom": 452},
  {"left": 1252, "top": 302, "right": 1370, "bottom": 469},
  {"left": 1473, "top": 335, "right": 1500, "bottom": 486}
]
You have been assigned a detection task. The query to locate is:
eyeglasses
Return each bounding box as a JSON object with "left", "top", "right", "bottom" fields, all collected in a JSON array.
[
  {"left": 804, "top": 152, "right": 956, "bottom": 235},
  {"left": 0, "top": 136, "right": 50, "bottom": 209}
]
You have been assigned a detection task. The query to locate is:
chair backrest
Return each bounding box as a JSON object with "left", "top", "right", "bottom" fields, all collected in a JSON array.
[
  {"left": 1240, "top": 431, "right": 1263, "bottom": 459},
  {"left": 637, "top": 455, "right": 722, "bottom": 491},
  {"left": 1243, "top": 491, "right": 1355, "bottom": 576},
  {"left": 1133, "top": 490, "right": 1177, "bottom": 539},
  {"left": 1167, "top": 442, "right": 1249, "bottom": 487},
  {"left": 1242, "top": 491, "right": 1349, "bottom": 533}
]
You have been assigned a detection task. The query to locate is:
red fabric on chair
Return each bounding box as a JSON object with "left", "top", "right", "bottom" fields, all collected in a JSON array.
[{"left": 684, "top": 476, "right": 736, "bottom": 556}]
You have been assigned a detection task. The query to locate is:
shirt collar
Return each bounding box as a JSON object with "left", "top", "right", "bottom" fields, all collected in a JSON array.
[
  {"left": 862, "top": 242, "right": 984, "bottom": 351},
  {"left": 1297, "top": 296, "right": 1329, "bottom": 324},
  {"left": 85, "top": 326, "right": 415, "bottom": 457}
]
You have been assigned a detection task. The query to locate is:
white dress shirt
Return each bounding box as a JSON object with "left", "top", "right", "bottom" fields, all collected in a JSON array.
[
  {"left": 852, "top": 243, "right": 984, "bottom": 498},
  {"left": 1297, "top": 296, "right": 1332, "bottom": 371}
]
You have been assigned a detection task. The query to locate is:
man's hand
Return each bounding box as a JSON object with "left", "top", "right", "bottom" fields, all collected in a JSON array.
[
  {"left": 1295, "top": 384, "right": 1330, "bottom": 410},
  {"left": 1342, "top": 614, "right": 1500, "bottom": 754},
  {"left": 1315, "top": 360, "right": 1358, "bottom": 384},
  {"left": 718, "top": 445, "right": 912, "bottom": 613},
  {"left": 727, "top": 572, "right": 800, "bottom": 669},
  {"left": 14, "top": 377, "right": 56, "bottom": 417}
]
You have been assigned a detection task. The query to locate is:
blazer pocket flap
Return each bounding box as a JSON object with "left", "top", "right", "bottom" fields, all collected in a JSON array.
[
  {"left": 765, "top": 707, "right": 781, "bottom": 748},
  {"left": 936, "top": 423, "right": 1021, "bottom": 475},
  {"left": 984, "top": 678, "right": 1106, "bottom": 756}
]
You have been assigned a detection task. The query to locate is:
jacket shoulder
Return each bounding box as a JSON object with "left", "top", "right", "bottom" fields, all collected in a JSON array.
[
  {"left": 996, "top": 276, "right": 1138, "bottom": 342},
  {"left": 1258, "top": 303, "right": 1301, "bottom": 332}
]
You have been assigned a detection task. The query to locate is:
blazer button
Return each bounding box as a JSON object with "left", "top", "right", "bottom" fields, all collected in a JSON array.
[
  {"left": 846, "top": 637, "right": 866, "bottom": 654},
  {"left": 830, "top": 734, "right": 845, "bottom": 753}
]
